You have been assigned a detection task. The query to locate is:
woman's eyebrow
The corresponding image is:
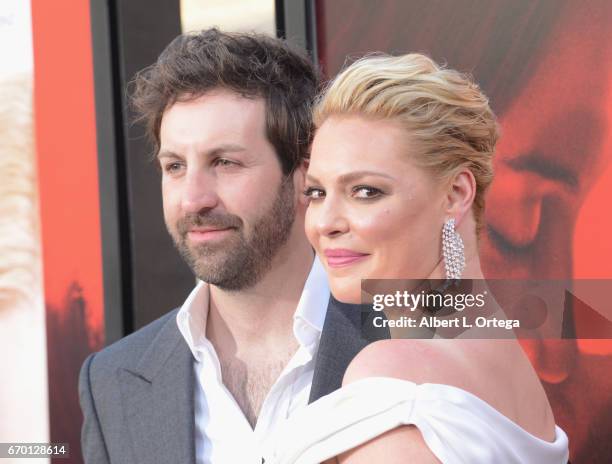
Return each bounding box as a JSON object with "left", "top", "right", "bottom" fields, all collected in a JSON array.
[{"left": 306, "top": 171, "right": 394, "bottom": 185}]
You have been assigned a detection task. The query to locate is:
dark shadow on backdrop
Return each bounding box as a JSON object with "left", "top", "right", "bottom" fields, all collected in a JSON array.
[{"left": 90, "top": 0, "right": 193, "bottom": 339}]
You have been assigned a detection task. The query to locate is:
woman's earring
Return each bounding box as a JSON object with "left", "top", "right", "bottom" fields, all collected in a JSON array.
[{"left": 442, "top": 218, "right": 465, "bottom": 280}]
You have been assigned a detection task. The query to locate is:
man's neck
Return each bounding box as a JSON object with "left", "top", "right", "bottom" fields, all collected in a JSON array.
[
  {"left": 205, "top": 237, "right": 315, "bottom": 427},
  {"left": 206, "top": 238, "right": 315, "bottom": 354}
]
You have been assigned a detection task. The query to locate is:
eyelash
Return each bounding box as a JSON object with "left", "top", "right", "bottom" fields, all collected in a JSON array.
[
  {"left": 303, "top": 187, "right": 325, "bottom": 200},
  {"left": 213, "top": 158, "right": 236, "bottom": 167},
  {"left": 352, "top": 185, "right": 383, "bottom": 199},
  {"left": 162, "top": 158, "right": 237, "bottom": 174},
  {"left": 163, "top": 162, "right": 183, "bottom": 174}
]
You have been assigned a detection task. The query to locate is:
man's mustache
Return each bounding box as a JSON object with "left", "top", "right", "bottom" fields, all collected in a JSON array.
[{"left": 176, "top": 212, "right": 243, "bottom": 237}]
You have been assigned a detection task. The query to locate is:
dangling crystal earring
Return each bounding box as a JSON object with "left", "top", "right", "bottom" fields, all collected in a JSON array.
[{"left": 442, "top": 218, "right": 465, "bottom": 280}]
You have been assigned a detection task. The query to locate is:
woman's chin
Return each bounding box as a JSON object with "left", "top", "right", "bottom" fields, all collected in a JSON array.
[{"left": 329, "top": 279, "right": 363, "bottom": 305}]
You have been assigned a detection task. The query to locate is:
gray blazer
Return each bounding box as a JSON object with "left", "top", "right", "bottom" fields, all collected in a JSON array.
[{"left": 79, "top": 296, "right": 388, "bottom": 464}]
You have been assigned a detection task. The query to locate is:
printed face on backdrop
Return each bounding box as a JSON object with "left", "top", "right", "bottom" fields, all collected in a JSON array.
[
  {"left": 481, "top": 15, "right": 609, "bottom": 281},
  {"left": 478, "top": 6, "right": 612, "bottom": 367},
  {"left": 478, "top": 10, "right": 612, "bottom": 454},
  {"left": 305, "top": 115, "right": 448, "bottom": 302},
  {"left": 159, "top": 89, "right": 297, "bottom": 290}
]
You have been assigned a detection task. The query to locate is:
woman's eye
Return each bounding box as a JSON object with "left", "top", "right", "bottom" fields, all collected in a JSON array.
[
  {"left": 352, "top": 185, "right": 383, "bottom": 199},
  {"left": 303, "top": 187, "right": 325, "bottom": 200}
]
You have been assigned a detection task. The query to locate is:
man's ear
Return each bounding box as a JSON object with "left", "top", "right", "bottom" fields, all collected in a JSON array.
[{"left": 446, "top": 168, "right": 476, "bottom": 225}]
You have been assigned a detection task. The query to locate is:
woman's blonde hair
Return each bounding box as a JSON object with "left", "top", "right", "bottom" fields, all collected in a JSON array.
[{"left": 314, "top": 53, "right": 499, "bottom": 234}]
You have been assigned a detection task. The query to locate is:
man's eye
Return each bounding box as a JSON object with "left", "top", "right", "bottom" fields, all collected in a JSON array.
[
  {"left": 214, "top": 158, "right": 236, "bottom": 167},
  {"left": 164, "top": 162, "right": 183, "bottom": 173},
  {"left": 303, "top": 187, "right": 325, "bottom": 200},
  {"left": 352, "top": 185, "right": 383, "bottom": 199}
]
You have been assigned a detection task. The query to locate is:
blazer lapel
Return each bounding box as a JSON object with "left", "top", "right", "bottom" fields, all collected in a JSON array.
[
  {"left": 118, "top": 315, "right": 195, "bottom": 464},
  {"left": 309, "top": 296, "right": 390, "bottom": 403}
]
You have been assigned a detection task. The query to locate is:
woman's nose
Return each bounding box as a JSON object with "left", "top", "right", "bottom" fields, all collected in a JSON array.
[{"left": 315, "top": 198, "right": 349, "bottom": 237}]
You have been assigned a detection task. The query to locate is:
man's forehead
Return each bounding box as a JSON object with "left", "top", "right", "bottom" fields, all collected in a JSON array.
[
  {"left": 165, "top": 88, "right": 264, "bottom": 114},
  {"left": 160, "top": 91, "right": 267, "bottom": 143},
  {"left": 157, "top": 143, "right": 246, "bottom": 160}
]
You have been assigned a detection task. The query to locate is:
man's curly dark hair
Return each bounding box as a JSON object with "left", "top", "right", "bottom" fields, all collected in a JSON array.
[{"left": 130, "top": 28, "right": 319, "bottom": 174}]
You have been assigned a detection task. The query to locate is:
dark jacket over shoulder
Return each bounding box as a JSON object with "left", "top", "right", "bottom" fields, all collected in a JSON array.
[
  {"left": 79, "top": 309, "right": 195, "bottom": 464},
  {"left": 79, "top": 298, "right": 387, "bottom": 464}
]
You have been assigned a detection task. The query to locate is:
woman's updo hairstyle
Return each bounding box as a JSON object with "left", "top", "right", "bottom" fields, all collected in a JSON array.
[{"left": 314, "top": 53, "right": 499, "bottom": 234}]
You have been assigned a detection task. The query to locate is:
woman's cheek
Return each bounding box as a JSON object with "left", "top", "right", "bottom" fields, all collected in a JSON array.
[
  {"left": 352, "top": 208, "right": 401, "bottom": 268},
  {"left": 304, "top": 206, "right": 319, "bottom": 247}
]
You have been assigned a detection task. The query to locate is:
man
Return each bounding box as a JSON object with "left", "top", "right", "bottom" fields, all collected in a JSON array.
[{"left": 79, "top": 29, "right": 384, "bottom": 464}]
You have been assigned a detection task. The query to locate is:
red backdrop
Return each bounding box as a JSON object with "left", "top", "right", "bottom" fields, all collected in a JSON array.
[{"left": 31, "top": 1, "right": 105, "bottom": 461}]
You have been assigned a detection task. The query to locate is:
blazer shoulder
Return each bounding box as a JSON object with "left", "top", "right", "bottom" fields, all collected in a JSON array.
[{"left": 87, "top": 308, "right": 181, "bottom": 376}]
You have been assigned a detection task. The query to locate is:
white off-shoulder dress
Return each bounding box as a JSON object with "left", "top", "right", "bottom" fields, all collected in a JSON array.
[{"left": 265, "top": 377, "right": 569, "bottom": 464}]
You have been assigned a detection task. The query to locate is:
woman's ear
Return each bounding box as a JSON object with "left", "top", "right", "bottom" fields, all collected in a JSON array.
[{"left": 446, "top": 168, "right": 476, "bottom": 225}]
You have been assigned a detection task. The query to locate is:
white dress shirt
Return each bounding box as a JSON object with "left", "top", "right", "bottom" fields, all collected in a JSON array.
[{"left": 176, "top": 257, "right": 330, "bottom": 464}]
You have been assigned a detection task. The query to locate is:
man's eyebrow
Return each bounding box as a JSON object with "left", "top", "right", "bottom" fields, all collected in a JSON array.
[
  {"left": 157, "top": 150, "right": 180, "bottom": 160},
  {"left": 157, "top": 144, "right": 246, "bottom": 160},
  {"left": 208, "top": 144, "right": 246, "bottom": 157},
  {"left": 306, "top": 170, "right": 395, "bottom": 184}
]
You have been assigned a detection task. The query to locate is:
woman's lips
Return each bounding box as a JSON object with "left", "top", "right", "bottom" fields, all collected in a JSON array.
[{"left": 324, "top": 249, "right": 370, "bottom": 268}]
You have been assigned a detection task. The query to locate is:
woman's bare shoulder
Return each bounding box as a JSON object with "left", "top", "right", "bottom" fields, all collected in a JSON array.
[{"left": 343, "top": 338, "right": 556, "bottom": 441}]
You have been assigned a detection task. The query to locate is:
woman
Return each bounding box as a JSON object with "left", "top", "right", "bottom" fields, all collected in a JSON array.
[{"left": 268, "top": 54, "right": 568, "bottom": 463}]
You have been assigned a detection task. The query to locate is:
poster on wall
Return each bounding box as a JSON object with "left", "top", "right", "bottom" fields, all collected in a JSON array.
[
  {"left": 31, "top": 0, "right": 106, "bottom": 462},
  {"left": 315, "top": 0, "right": 612, "bottom": 461},
  {"left": 0, "top": 0, "right": 49, "bottom": 456}
]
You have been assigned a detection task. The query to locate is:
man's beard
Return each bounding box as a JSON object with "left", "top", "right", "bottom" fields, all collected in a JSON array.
[{"left": 171, "top": 177, "right": 296, "bottom": 291}]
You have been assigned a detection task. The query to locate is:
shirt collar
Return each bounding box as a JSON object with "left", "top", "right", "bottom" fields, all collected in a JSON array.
[
  {"left": 176, "top": 255, "right": 330, "bottom": 362},
  {"left": 292, "top": 256, "right": 329, "bottom": 352},
  {"left": 176, "top": 280, "right": 211, "bottom": 362}
]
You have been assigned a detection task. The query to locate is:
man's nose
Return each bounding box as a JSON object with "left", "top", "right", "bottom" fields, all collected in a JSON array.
[
  {"left": 180, "top": 169, "right": 219, "bottom": 214},
  {"left": 315, "top": 197, "right": 349, "bottom": 237}
]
